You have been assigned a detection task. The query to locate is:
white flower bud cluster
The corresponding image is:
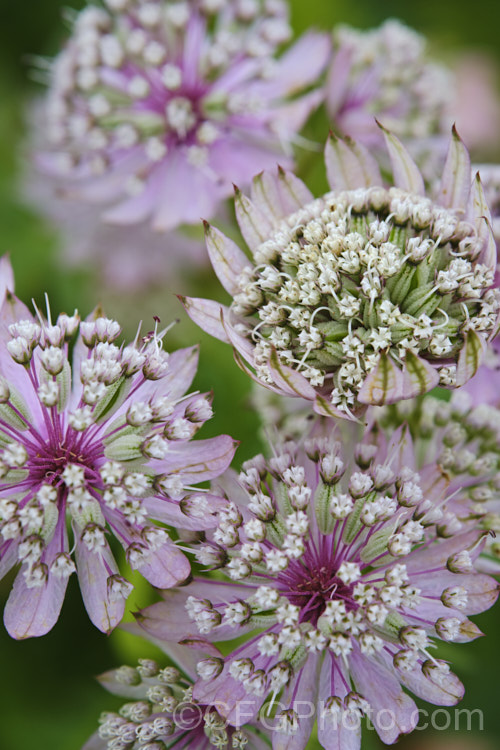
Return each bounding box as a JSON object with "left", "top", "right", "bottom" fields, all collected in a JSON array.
[
  {"left": 95, "top": 655, "right": 252, "bottom": 749},
  {"left": 44, "top": 0, "right": 291, "bottom": 192},
  {"left": 378, "top": 394, "right": 500, "bottom": 570},
  {"left": 331, "top": 19, "right": 453, "bottom": 143},
  {"left": 230, "top": 186, "right": 499, "bottom": 414}
]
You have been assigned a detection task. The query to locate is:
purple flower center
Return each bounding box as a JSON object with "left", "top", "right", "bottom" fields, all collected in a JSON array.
[
  {"left": 27, "top": 438, "right": 101, "bottom": 488},
  {"left": 282, "top": 560, "right": 357, "bottom": 626}
]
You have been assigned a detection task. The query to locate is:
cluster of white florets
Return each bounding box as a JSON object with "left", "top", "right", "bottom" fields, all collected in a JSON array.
[
  {"left": 379, "top": 393, "right": 500, "bottom": 565},
  {"left": 230, "top": 186, "right": 499, "bottom": 413},
  {"left": 0, "top": 311, "right": 213, "bottom": 588},
  {"left": 190, "top": 440, "right": 478, "bottom": 710},
  {"left": 45, "top": 0, "right": 291, "bottom": 192},
  {"left": 331, "top": 19, "right": 453, "bottom": 140},
  {"left": 95, "top": 657, "right": 250, "bottom": 749}
]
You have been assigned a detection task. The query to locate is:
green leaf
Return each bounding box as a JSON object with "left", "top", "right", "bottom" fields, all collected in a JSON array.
[{"left": 0, "top": 386, "right": 30, "bottom": 430}]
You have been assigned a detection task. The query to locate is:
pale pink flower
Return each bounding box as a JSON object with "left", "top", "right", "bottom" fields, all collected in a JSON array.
[
  {"left": 136, "top": 429, "right": 498, "bottom": 749},
  {"left": 39, "top": 0, "right": 330, "bottom": 232},
  {"left": 0, "top": 257, "right": 235, "bottom": 638},
  {"left": 326, "top": 19, "right": 453, "bottom": 171},
  {"left": 23, "top": 98, "right": 207, "bottom": 290},
  {"left": 380, "top": 391, "right": 500, "bottom": 576}
]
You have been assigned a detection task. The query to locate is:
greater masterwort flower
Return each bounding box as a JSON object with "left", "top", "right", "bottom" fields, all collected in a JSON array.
[
  {"left": 0, "top": 259, "right": 235, "bottom": 638},
  {"left": 84, "top": 649, "right": 270, "bottom": 750},
  {"left": 326, "top": 20, "right": 452, "bottom": 154},
  {"left": 378, "top": 391, "right": 500, "bottom": 575},
  {"left": 136, "top": 432, "right": 498, "bottom": 749},
  {"left": 39, "top": 0, "right": 329, "bottom": 231},
  {"left": 185, "top": 127, "right": 499, "bottom": 419}
]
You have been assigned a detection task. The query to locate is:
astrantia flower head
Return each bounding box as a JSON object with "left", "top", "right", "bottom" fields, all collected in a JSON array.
[
  {"left": 185, "top": 127, "right": 500, "bottom": 419},
  {"left": 84, "top": 652, "right": 269, "bottom": 750},
  {"left": 25, "top": 100, "right": 207, "bottom": 291},
  {"left": 40, "top": 0, "right": 329, "bottom": 231},
  {"left": 136, "top": 430, "right": 498, "bottom": 749},
  {"left": 327, "top": 19, "right": 452, "bottom": 151},
  {"left": 379, "top": 391, "right": 500, "bottom": 575},
  {"left": 0, "top": 260, "right": 235, "bottom": 638}
]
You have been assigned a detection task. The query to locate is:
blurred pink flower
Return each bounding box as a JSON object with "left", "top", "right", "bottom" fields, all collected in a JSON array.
[
  {"left": 460, "top": 337, "right": 500, "bottom": 408},
  {"left": 39, "top": 0, "right": 330, "bottom": 232},
  {"left": 24, "top": 99, "right": 207, "bottom": 290},
  {"left": 454, "top": 53, "right": 500, "bottom": 152},
  {"left": 326, "top": 19, "right": 453, "bottom": 174}
]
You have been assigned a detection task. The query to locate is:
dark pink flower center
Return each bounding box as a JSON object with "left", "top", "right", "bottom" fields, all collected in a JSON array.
[
  {"left": 282, "top": 564, "right": 357, "bottom": 626},
  {"left": 26, "top": 438, "right": 103, "bottom": 488}
]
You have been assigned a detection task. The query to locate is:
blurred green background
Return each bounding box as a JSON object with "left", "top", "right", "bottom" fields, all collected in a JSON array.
[{"left": 0, "top": 1, "right": 500, "bottom": 748}]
